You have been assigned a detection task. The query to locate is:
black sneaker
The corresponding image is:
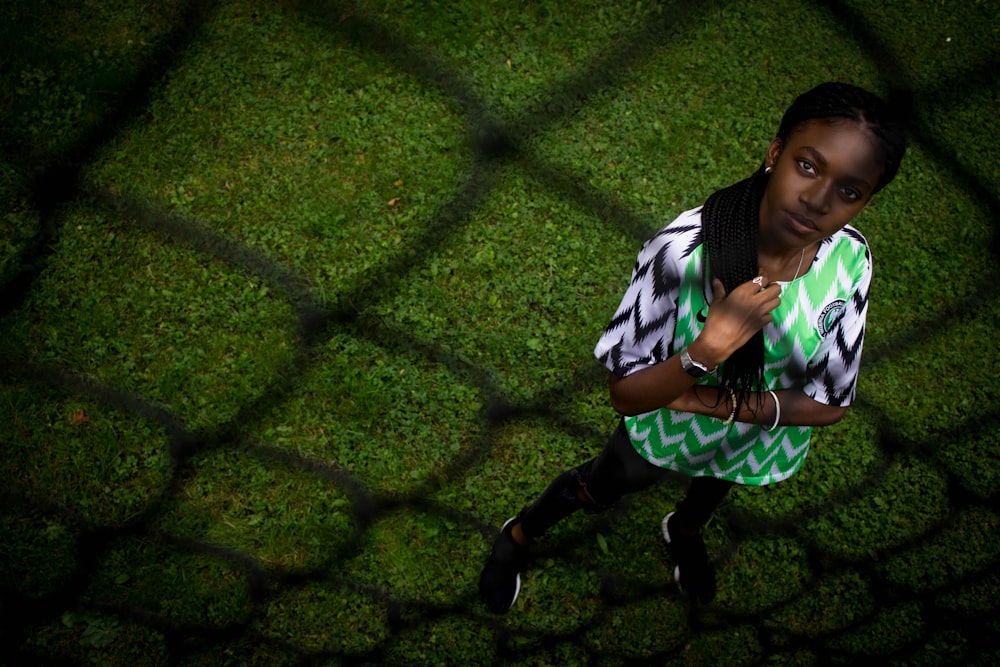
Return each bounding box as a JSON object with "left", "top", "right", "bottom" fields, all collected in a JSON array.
[
  {"left": 661, "top": 512, "right": 716, "bottom": 604},
  {"left": 478, "top": 517, "right": 525, "bottom": 613}
]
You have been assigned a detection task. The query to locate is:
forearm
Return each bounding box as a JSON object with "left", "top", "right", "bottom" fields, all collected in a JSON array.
[
  {"left": 608, "top": 340, "right": 725, "bottom": 416},
  {"left": 670, "top": 386, "right": 848, "bottom": 427},
  {"left": 607, "top": 356, "right": 696, "bottom": 416}
]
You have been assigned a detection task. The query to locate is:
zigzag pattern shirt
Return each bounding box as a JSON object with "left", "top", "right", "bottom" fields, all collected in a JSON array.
[{"left": 594, "top": 207, "right": 871, "bottom": 485}]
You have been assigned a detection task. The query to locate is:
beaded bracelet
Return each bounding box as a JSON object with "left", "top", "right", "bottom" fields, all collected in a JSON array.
[
  {"left": 721, "top": 389, "right": 738, "bottom": 426},
  {"left": 764, "top": 390, "right": 781, "bottom": 431}
]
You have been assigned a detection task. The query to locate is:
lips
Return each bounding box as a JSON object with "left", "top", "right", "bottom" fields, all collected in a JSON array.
[{"left": 786, "top": 210, "right": 817, "bottom": 234}]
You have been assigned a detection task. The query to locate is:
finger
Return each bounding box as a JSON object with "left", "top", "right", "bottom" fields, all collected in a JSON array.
[
  {"left": 758, "top": 282, "right": 780, "bottom": 297},
  {"left": 750, "top": 269, "right": 771, "bottom": 292},
  {"left": 760, "top": 286, "right": 782, "bottom": 311}
]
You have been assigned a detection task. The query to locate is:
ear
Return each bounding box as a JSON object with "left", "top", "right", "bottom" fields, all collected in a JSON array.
[{"left": 765, "top": 137, "right": 783, "bottom": 171}]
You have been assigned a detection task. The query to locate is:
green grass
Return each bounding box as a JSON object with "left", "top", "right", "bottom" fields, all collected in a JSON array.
[{"left": 2, "top": 0, "right": 999, "bottom": 664}]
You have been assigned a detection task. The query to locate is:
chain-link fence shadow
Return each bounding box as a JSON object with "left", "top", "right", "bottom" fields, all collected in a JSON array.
[{"left": 2, "top": 0, "right": 999, "bottom": 664}]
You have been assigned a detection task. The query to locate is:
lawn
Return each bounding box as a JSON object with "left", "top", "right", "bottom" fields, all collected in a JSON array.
[{"left": 2, "top": 0, "right": 999, "bottom": 664}]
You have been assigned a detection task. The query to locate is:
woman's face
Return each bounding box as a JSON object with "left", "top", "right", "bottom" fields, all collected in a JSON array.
[{"left": 760, "top": 118, "right": 885, "bottom": 250}]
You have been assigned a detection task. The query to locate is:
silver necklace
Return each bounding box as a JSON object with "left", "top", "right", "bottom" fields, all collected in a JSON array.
[{"left": 791, "top": 247, "right": 806, "bottom": 281}]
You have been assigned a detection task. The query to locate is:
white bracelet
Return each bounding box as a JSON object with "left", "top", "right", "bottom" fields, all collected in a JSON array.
[
  {"left": 721, "top": 389, "right": 738, "bottom": 426},
  {"left": 765, "top": 390, "right": 780, "bottom": 431}
]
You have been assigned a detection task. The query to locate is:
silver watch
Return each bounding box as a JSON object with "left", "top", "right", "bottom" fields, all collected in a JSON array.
[{"left": 680, "top": 347, "right": 710, "bottom": 378}]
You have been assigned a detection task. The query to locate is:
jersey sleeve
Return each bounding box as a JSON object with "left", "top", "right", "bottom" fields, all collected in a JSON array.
[
  {"left": 802, "top": 234, "right": 872, "bottom": 407},
  {"left": 594, "top": 210, "right": 703, "bottom": 378}
]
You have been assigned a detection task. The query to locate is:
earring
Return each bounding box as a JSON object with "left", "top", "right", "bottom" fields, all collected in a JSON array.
[{"left": 765, "top": 165, "right": 773, "bottom": 174}]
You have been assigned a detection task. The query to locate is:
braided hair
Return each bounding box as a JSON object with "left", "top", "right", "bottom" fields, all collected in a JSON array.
[{"left": 701, "top": 82, "right": 906, "bottom": 409}]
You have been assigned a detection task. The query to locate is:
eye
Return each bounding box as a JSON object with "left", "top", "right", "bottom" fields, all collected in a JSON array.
[
  {"left": 796, "top": 159, "right": 816, "bottom": 175},
  {"left": 840, "top": 187, "right": 862, "bottom": 202}
]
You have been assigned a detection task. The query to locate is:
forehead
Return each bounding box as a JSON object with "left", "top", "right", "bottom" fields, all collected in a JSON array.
[{"left": 785, "top": 118, "right": 884, "bottom": 188}]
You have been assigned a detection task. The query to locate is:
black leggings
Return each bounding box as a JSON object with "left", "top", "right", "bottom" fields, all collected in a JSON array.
[{"left": 518, "top": 420, "right": 733, "bottom": 539}]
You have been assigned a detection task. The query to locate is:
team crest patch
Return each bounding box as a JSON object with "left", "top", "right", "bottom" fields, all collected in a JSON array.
[{"left": 818, "top": 299, "right": 846, "bottom": 337}]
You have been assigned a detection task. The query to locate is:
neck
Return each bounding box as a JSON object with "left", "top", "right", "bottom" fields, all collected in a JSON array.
[
  {"left": 758, "top": 240, "right": 806, "bottom": 263},
  {"left": 758, "top": 242, "right": 813, "bottom": 282}
]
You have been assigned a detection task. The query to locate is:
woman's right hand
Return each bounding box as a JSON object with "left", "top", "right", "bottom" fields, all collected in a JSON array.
[
  {"left": 686, "top": 274, "right": 782, "bottom": 368},
  {"left": 608, "top": 272, "right": 782, "bottom": 416}
]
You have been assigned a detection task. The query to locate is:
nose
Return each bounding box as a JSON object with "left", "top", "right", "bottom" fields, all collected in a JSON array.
[{"left": 799, "top": 180, "right": 831, "bottom": 213}]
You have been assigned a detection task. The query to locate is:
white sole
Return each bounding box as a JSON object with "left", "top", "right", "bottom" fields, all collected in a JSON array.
[
  {"left": 501, "top": 517, "right": 522, "bottom": 609},
  {"left": 661, "top": 512, "right": 675, "bottom": 544},
  {"left": 661, "top": 513, "right": 686, "bottom": 592},
  {"left": 509, "top": 573, "right": 521, "bottom": 610}
]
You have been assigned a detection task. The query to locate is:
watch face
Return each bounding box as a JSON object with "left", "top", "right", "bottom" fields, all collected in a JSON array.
[
  {"left": 685, "top": 364, "right": 707, "bottom": 378},
  {"left": 681, "top": 349, "right": 708, "bottom": 377}
]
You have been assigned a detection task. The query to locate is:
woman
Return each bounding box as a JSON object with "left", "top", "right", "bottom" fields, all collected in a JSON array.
[{"left": 479, "top": 82, "right": 907, "bottom": 612}]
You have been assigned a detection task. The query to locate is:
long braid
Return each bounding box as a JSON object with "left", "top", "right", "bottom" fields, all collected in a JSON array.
[
  {"left": 701, "top": 82, "right": 906, "bottom": 410},
  {"left": 701, "top": 164, "right": 769, "bottom": 407}
]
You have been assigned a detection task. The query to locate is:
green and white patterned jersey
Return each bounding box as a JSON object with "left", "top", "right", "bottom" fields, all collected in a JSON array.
[{"left": 594, "top": 208, "right": 872, "bottom": 485}]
